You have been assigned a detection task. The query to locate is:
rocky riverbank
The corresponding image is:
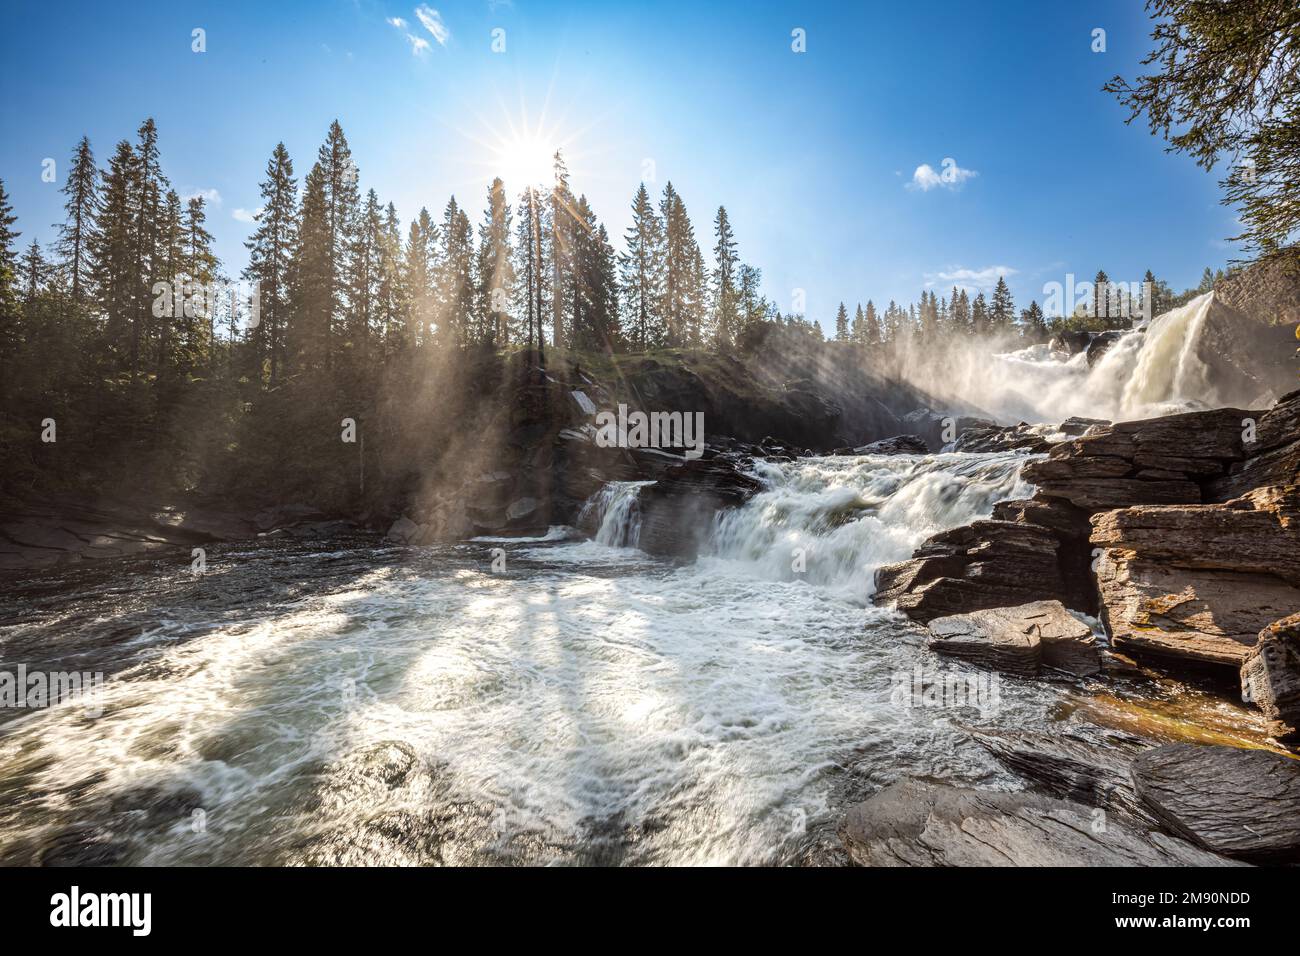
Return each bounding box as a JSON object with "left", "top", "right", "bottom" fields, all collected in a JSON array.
[{"left": 854, "top": 387, "right": 1300, "bottom": 865}]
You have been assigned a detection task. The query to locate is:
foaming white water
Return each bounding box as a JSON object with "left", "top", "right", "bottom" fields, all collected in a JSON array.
[
  {"left": 986, "top": 292, "right": 1219, "bottom": 424},
  {"left": 0, "top": 452, "right": 1046, "bottom": 867},
  {"left": 709, "top": 453, "right": 1032, "bottom": 599}
]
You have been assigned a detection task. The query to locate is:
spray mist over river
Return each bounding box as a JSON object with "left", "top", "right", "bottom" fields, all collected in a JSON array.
[{"left": 0, "top": 452, "right": 1072, "bottom": 866}]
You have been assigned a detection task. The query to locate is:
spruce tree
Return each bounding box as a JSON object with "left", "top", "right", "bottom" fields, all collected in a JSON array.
[
  {"left": 57, "top": 137, "right": 100, "bottom": 307},
  {"left": 475, "top": 178, "right": 513, "bottom": 347},
  {"left": 711, "top": 206, "right": 739, "bottom": 349},
  {"left": 243, "top": 143, "right": 298, "bottom": 384},
  {"left": 834, "top": 301, "right": 849, "bottom": 341},
  {"left": 619, "top": 183, "right": 664, "bottom": 351},
  {"left": 990, "top": 276, "right": 1015, "bottom": 330}
]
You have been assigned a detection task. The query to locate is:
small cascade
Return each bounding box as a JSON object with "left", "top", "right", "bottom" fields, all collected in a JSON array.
[{"left": 579, "top": 480, "right": 655, "bottom": 547}]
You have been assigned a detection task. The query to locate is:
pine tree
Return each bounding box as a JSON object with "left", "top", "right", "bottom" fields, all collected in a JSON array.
[
  {"left": 347, "top": 188, "right": 384, "bottom": 362},
  {"left": 549, "top": 151, "right": 577, "bottom": 349},
  {"left": 619, "top": 183, "right": 664, "bottom": 351},
  {"left": 243, "top": 142, "right": 298, "bottom": 384},
  {"left": 990, "top": 276, "right": 1015, "bottom": 330},
  {"left": 1020, "top": 300, "right": 1047, "bottom": 341},
  {"left": 512, "top": 187, "right": 550, "bottom": 352},
  {"left": 377, "top": 202, "right": 406, "bottom": 354},
  {"left": 182, "top": 195, "right": 218, "bottom": 368},
  {"left": 658, "top": 182, "right": 700, "bottom": 346},
  {"left": 93, "top": 140, "right": 140, "bottom": 368},
  {"left": 56, "top": 137, "right": 100, "bottom": 306},
  {"left": 971, "top": 292, "right": 989, "bottom": 334},
  {"left": 154, "top": 189, "right": 184, "bottom": 377},
  {"left": 1093, "top": 269, "right": 1110, "bottom": 319},
  {"left": 317, "top": 121, "right": 359, "bottom": 366},
  {"left": 403, "top": 207, "right": 438, "bottom": 348},
  {"left": 131, "top": 118, "right": 168, "bottom": 377},
  {"left": 711, "top": 206, "right": 739, "bottom": 349},
  {"left": 834, "top": 301, "right": 849, "bottom": 341},
  {"left": 438, "top": 195, "right": 475, "bottom": 346},
  {"left": 475, "top": 177, "right": 513, "bottom": 347},
  {"left": 863, "top": 300, "right": 881, "bottom": 347}
]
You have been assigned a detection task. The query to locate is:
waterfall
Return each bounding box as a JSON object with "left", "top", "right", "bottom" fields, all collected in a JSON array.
[
  {"left": 986, "top": 292, "right": 1220, "bottom": 424},
  {"left": 579, "top": 480, "right": 655, "bottom": 547}
]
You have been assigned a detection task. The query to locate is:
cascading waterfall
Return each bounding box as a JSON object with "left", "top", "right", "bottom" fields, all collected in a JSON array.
[
  {"left": 986, "top": 292, "right": 1220, "bottom": 424},
  {"left": 709, "top": 452, "right": 1032, "bottom": 599},
  {"left": 578, "top": 479, "right": 655, "bottom": 547}
]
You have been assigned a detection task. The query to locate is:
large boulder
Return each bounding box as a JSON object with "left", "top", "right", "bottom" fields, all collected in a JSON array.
[
  {"left": 839, "top": 778, "right": 1236, "bottom": 866},
  {"left": 1241, "top": 612, "right": 1300, "bottom": 741},
  {"left": 874, "top": 520, "right": 1069, "bottom": 622},
  {"left": 850, "top": 434, "right": 929, "bottom": 456},
  {"left": 635, "top": 455, "right": 762, "bottom": 558},
  {"left": 926, "top": 600, "right": 1098, "bottom": 678},
  {"left": 1131, "top": 743, "right": 1300, "bottom": 862},
  {"left": 1090, "top": 486, "right": 1300, "bottom": 670}
]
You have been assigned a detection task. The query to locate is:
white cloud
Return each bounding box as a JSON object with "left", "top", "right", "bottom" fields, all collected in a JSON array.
[
  {"left": 926, "top": 265, "right": 1017, "bottom": 294},
  {"left": 233, "top": 207, "right": 262, "bottom": 224},
  {"left": 387, "top": 11, "right": 434, "bottom": 55},
  {"left": 183, "top": 187, "right": 221, "bottom": 206},
  {"left": 907, "top": 159, "right": 978, "bottom": 192},
  {"left": 415, "top": 5, "right": 451, "bottom": 46}
]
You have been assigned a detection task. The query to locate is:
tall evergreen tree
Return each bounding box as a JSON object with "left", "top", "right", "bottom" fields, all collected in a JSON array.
[
  {"left": 971, "top": 292, "right": 989, "bottom": 334},
  {"left": 990, "top": 276, "right": 1015, "bottom": 330},
  {"left": 243, "top": 142, "right": 298, "bottom": 384},
  {"left": 711, "top": 205, "right": 739, "bottom": 348},
  {"left": 438, "top": 195, "right": 475, "bottom": 346},
  {"left": 834, "top": 301, "right": 849, "bottom": 341},
  {"left": 56, "top": 137, "right": 100, "bottom": 307},
  {"left": 93, "top": 140, "right": 140, "bottom": 367},
  {"left": 475, "top": 178, "right": 513, "bottom": 347},
  {"left": 619, "top": 183, "right": 664, "bottom": 351}
]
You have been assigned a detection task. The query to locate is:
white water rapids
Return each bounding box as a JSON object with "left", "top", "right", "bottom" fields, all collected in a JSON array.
[{"left": 0, "top": 451, "right": 1062, "bottom": 866}]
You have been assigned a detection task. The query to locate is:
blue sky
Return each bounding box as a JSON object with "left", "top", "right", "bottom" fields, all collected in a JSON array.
[{"left": 1, "top": 0, "right": 1243, "bottom": 331}]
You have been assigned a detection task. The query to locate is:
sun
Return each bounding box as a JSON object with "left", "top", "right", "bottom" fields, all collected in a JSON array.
[{"left": 493, "top": 132, "right": 557, "bottom": 189}]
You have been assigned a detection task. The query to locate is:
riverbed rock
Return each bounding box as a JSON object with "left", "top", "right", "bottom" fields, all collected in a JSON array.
[
  {"left": 1131, "top": 743, "right": 1300, "bottom": 862},
  {"left": 839, "top": 778, "right": 1237, "bottom": 866},
  {"left": 1022, "top": 407, "right": 1258, "bottom": 510},
  {"left": 965, "top": 726, "right": 1154, "bottom": 824},
  {"left": 926, "top": 600, "right": 1097, "bottom": 678},
  {"left": 851, "top": 434, "right": 929, "bottom": 456},
  {"left": 1090, "top": 486, "right": 1300, "bottom": 670},
  {"left": 1209, "top": 388, "right": 1300, "bottom": 500},
  {"left": 874, "top": 520, "right": 1070, "bottom": 622},
  {"left": 950, "top": 422, "right": 1052, "bottom": 454},
  {"left": 1241, "top": 612, "right": 1300, "bottom": 741},
  {"left": 1059, "top": 416, "right": 1110, "bottom": 436}
]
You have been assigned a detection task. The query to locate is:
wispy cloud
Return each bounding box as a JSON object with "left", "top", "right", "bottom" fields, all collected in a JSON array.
[
  {"left": 233, "top": 207, "right": 262, "bottom": 224},
  {"left": 183, "top": 187, "right": 221, "bottom": 206},
  {"left": 907, "top": 159, "right": 978, "bottom": 192},
  {"left": 387, "top": 12, "right": 431, "bottom": 56},
  {"left": 415, "top": 5, "right": 451, "bottom": 46},
  {"left": 925, "top": 265, "right": 1017, "bottom": 294}
]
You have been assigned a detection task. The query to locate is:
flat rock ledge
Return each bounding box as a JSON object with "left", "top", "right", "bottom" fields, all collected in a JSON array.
[
  {"left": 838, "top": 778, "right": 1238, "bottom": 867},
  {"left": 927, "top": 600, "right": 1100, "bottom": 678},
  {"left": 1131, "top": 743, "right": 1300, "bottom": 863}
]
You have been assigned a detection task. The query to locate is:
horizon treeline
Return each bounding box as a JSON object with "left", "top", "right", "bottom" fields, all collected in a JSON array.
[{"left": 0, "top": 117, "right": 1234, "bottom": 504}]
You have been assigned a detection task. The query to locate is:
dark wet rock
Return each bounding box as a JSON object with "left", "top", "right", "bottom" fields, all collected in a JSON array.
[
  {"left": 874, "top": 521, "right": 1071, "bottom": 622},
  {"left": 951, "top": 422, "right": 1052, "bottom": 454},
  {"left": 965, "top": 726, "right": 1155, "bottom": 824},
  {"left": 636, "top": 455, "right": 762, "bottom": 559},
  {"left": 851, "top": 434, "right": 929, "bottom": 456},
  {"left": 36, "top": 826, "right": 130, "bottom": 867},
  {"left": 1090, "top": 486, "right": 1300, "bottom": 670},
  {"left": 1086, "top": 330, "right": 1126, "bottom": 367},
  {"left": 927, "top": 600, "right": 1098, "bottom": 678},
  {"left": 1051, "top": 330, "right": 1093, "bottom": 356},
  {"left": 1132, "top": 743, "right": 1300, "bottom": 862},
  {"left": 1059, "top": 416, "right": 1110, "bottom": 436},
  {"left": 839, "top": 778, "right": 1236, "bottom": 866},
  {"left": 1241, "top": 612, "right": 1300, "bottom": 741},
  {"left": 1209, "top": 388, "right": 1300, "bottom": 500}
]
